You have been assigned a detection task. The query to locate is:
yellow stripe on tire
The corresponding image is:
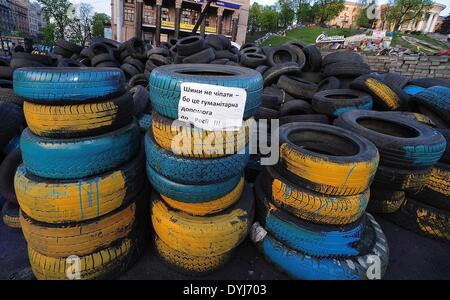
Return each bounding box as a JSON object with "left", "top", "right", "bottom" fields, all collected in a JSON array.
[
  {"left": 154, "top": 235, "right": 232, "bottom": 275},
  {"left": 161, "top": 177, "right": 245, "bottom": 216},
  {"left": 426, "top": 165, "right": 450, "bottom": 196},
  {"left": 152, "top": 112, "right": 254, "bottom": 158},
  {"left": 29, "top": 238, "right": 132, "bottom": 280},
  {"left": 2, "top": 213, "right": 21, "bottom": 229},
  {"left": 20, "top": 203, "right": 136, "bottom": 257},
  {"left": 365, "top": 78, "right": 401, "bottom": 110}
]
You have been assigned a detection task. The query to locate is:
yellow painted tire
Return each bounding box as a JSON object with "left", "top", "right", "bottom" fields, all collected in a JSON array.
[
  {"left": 365, "top": 77, "right": 402, "bottom": 110},
  {"left": 160, "top": 177, "right": 245, "bottom": 216},
  {"left": 2, "top": 202, "right": 21, "bottom": 229},
  {"left": 278, "top": 123, "right": 379, "bottom": 196},
  {"left": 151, "top": 112, "right": 254, "bottom": 158},
  {"left": 20, "top": 202, "right": 136, "bottom": 257},
  {"left": 29, "top": 238, "right": 134, "bottom": 280},
  {"left": 154, "top": 234, "right": 232, "bottom": 275},
  {"left": 23, "top": 92, "right": 133, "bottom": 138},
  {"left": 367, "top": 188, "right": 405, "bottom": 214},
  {"left": 257, "top": 166, "right": 369, "bottom": 225},
  {"left": 151, "top": 184, "right": 254, "bottom": 256},
  {"left": 15, "top": 149, "right": 145, "bottom": 223}
]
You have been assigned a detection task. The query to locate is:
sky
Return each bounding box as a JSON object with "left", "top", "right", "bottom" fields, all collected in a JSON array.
[{"left": 70, "top": 0, "right": 450, "bottom": 17}]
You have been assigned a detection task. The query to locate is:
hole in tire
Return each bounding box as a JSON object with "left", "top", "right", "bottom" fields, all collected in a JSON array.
[
  {"left": 324, "top": 94, "right": 359, "bottom": 100},
  {"left": 356, "top": 117, "right": 419, "bottom": 138}
]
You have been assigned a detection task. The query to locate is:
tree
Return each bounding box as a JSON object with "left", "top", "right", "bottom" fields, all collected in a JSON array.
[
  {"left": 357, "top": 0, "right": 377, "bottom": 28},
  {"left": 67, "top": 3, "right": 93, "bottom": 46},
  {"left": 38, "top": 0, "right": 73, "bottom": 40},
  {"left": 311, "top": 0, "right": 345, "bottom": 25},
  {"left": 440, "top": 14, "right": 450, "bottom": 34},
  {"left": 297, "top": 3, "right": 314, "bottom": 23},
  {"left": 260, "top": 6, "right": 279, "bottom": 32},
  {"left": 277, "top": 0, "right": 296, "bottom": 28},
  {"left": 92, "top": 13, "right": 111, "bottom": 37},
  {"left": 41, "top": 24, "right": 56, "bottom": 45},
  {"left": 248, "top": 3, "right": 262, "bottom": 33},
  {"left": 385, "top": 0, "right": 433, "bottom": 31}
]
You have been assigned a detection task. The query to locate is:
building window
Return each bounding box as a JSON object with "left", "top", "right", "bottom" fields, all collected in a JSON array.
[
  {"left": 144, "top": 11, "right": 153, "bottom": 24},
  {"left": 124, "top": 8, "right": 134, "bottom": 21},
  {"left": 182, "top": 8, "right": 199, "bottom": 25},
  {"left": 161, "top": 7, "right": 170, "bottom": 22},
  {"left": 125, "top": 0, "right": 134, "bottom": 3}
]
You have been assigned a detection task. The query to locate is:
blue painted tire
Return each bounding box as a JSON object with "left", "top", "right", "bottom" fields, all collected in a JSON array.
[
  {"left": 21, "top": 121, "right": 140, "bottom": 179},
  {"left": 335, "top": 110, "right": 447, "bottom": 170},
  {"left": 146, "top": 164, "right": 242, "bottom": 203},
  {"left": 251, "top": 213, "right": 389, "bottom": 280},
  {"left": 403, "top": 85, "right": 425, "bottom": 96},
  {"left": 411, "top": 86, "right": 450, "bottom": 125},
  {"left": 13, "top": 67, "right": 126, "bottom": 103},
  {"left": 138, "top": 113, "right": 152, "bottom": 132},
  {"left": 149, "top": 64, "right": 263, "bottom": 119},
  {"left": 145, "top": 130, "right": 249, "bottom": 184},
  {"left": 255, "top": 183, "right": 364, "bottom": 258}
]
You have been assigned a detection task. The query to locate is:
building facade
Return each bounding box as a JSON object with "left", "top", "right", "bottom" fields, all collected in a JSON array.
[
  {"left": 27, "top": 0, "right": 45, "bottom": 38},
  {"left": 0, "top": 0, "right": 44, "bottom": 37},
  {"left": 327, "top": 1, "right": 362, "bottom": 29},
  {"left": 111, "top": 0, "right": 249, "bottom": 45}
]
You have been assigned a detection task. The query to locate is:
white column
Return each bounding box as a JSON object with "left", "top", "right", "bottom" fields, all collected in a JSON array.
[
  {"left": 429, "top": 14, "right": 438, "bottom": 33},
  {"left": 423, "top": 13, "right": 433, "bottom": 33},
  {"left": 416, "top": 19, "right": 425, "bottom": 31},
  {"left": 407, "top": 20, "right": 414, "bottom": 30},
  {"left": 116, "top": 0, "right": 124, "bottom": 42}
]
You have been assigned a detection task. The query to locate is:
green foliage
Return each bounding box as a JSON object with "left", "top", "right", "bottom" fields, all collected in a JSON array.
[
  {"left": 277, "top": 0, "right": 296, "bottom": 28},
  {"left": 311, "top": 0, "right": 345, "bottom": 25},
  {"left": 38, "top": 0, "right": 73, "bottom": 40},
  {"left": 260, "top": 6, "right": 279, "bottom": 32},
  {"left": 41, "top": 24, "right": 56, "bottom": 45},
  {"left": 248, "top": 3, "right": 262, "bottom": 33},
  {"left": 92, "top": 13, "right": 111, "bottom": 37},
  {"left": 357, "top": 0, "right": 376, "bottom": 28},
  {"left": 297, "top": 3, "right": 314, "bottom": 23},
  {"left": 385, "top": 0, "right": 433, "bottom": 31}
]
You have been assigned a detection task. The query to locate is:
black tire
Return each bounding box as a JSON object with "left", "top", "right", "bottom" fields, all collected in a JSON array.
[
  {"left": 0, "top": 149, "right": 22, "bottom": 204},
  {"left": 367, "top": 188, "right": 405, "bottom": 214},
  {"left": 214, "top": 50, "right": 238, "bottom": 62},
  {"left": 263, "top": 62, "right": 302, "bottom": 86},
  {"left": 267, "top": 45, "right": 297, "bottom": 67},
  {"left": 300, "top": 71, "right": 322, "bottom": 84},
  {"left": 436, "top": 128, "right": 450, "bottom": 164},
  {"left": 322, "top": 51, "right": 364, "bottom": 67},
  {"left": 0, "top": 79, "right": 13, "bottom": 88},
  {"left": 147, "top": 47, "right": 170, "bottom": 58},
  {"left": 57, "top": 58, "right": 84, "bottom": 67},
  {"left": 322, "top": 62, "right": 371, "bottom": 77},
  {"left": 285, "top": 44, "right": 306, "bottom": 69},
  {"left": 240, "top": 43, "right": 256, "bottom": 50},
  {"left": 176, "top": 36, "right": 205, "bottom": 56},
  {"left": 410, "top": 86, "right": 450, "bottom": 125},
  {"left": 128, "top": 58, "right": 145, "bottom": 73},
  {"left": 279, "top": 100, "right": 314, "bottom": 117},
  {"left": 312, "top": 89, "right": 373, "bottom": 117},
  {"left": 12, "top": 53, "right": 53, "bottom": 65},
  {"left": 277, "top": 75, "right": 317, "bottom": 99},
  {"left": 335, "top": 110, "right": 446, "bottom": 170},
  {"left": 96, "top": 61, "right": 120, "bottom": 67},
  {"left": 302, "top": 45, "right": 322, "bottom": 72},
  {"left": 53, "top": 46, "right": 73, "bottom": 58},
  {"left": 240, "top": 46, "right": 262, "bottom": 55},
  {"left": 0, "top": 66, "right": 13, "bottom": 79},
  {"left": 131, "top": 85, "right": 150, "bottom": 115},
  {"left": 0, "top": 102, "right": 25, "bottom": 149},
  {"left": 0, "top": 88, "right": 24, "bottom": 105},
  {"left": 91, "top": 53, "right": 117, "bottom": 66},
  {"left": 182, "top": 47, "right": 215, "bottom": 64},
  {"left": 121, "top": 63, "right": 141, "bottom": 80},
  {"left": 126, "top": 37, "right": 146, "bottom": 59},
  {"left": 380, "top": 73, "right": 409, "bottom": 89},
  {"left": 90, "top": 37, "right": 122, "bottom": 50},
  {"left": 240, "top": 53, "right": 266, "bottom": 68},
  {"left": 205, "top": 35, "right": 226, "bottom": 50},
  {"left": 86, "top": 42, "right": 112, "bottom": 60},
  {"left": 148, "top": 54, "right": 172, "bottom": 66},
  {"left": 10, "top": 58, "right": 45, "bottom": 69},
  {"left": 2, "top": 201, "right": 20, "bottom": 229},
  {"left": 373, "top": 164, "right": 431, "bottom": 191},
  {"left": 255, "top": 65, "right": 269, "bottom": 74},
  {"left": 408, "top": 78, "right": 450, "bottom": 88},
  {"left": 318, "top": 76, "right": 341, "bottom": 91},
  {"left": 279, "top": 114, "right": 330, "bottom": 125},
  {"left": 210, "top": 58, "right": 230, "bottom": 64},
  {"left": 55, "top": 39, "right": 83, "bottom": 54},
  {"left": 255, "top": 107, "right": 279, "bottom": 120},
  {"left": 128, "top": 74, "right": 149, "bottom": 88}
]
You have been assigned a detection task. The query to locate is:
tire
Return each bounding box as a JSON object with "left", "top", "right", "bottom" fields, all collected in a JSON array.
[
  {"left": 145, "top": 131, "right": 250, "bottom": 184},
  {"left": 0, "top": 102, "right": 25, "bottom": 149},
  {"left": 28, "top": 237, "right": 137, "bottom": 280},
  {"left": 267, "top": 45, "right": 297, "bottom": 67},
  {"left": 240, "top": 53, "right": 267, "bottom": 68},
  {"left": 372, "top": 164, "right": 431, "bottom": 191},
  {"left": 2, "top": 201, "right": 20, "bottom": 229},
  {"left": 380, "top": 73, "right": 409, "bottom": 89},
  {"left": 322, "top": 62, "right": 370, "bottom": 78},
  {"left": 367, "top": 188, "right": 405, "bottom": 214},
  {"left": 350, "top": 74, "right": 403, "bottom": 110},
  {"left": 15, "top": 146, "right": 145, "bottom": 223},
  {"left": 86, "top": 43, "right": 112, "bottom": 60},
  {"left": 255, "top": 65, "right": 269, "bottom": 74},
  {"left": 403, "top": 85, "right": 425, "bottom": 96},
  {"left": 410, "top": 86, "right": 450, "bottom": 125},
  {"left": 182, "top": 47, "right": 215, "bottom": 64},
  {"left": 149, "top": 64, "right": 263, "bottom": 119},
  {"left": 0, "top": 149, "right": 21, "bottom": 204},
  {"left": 147, "top": 161, "right": 242, "bottom": 202},
  {"left": 437, "top": 128, "right": 450, "bottom": 164},
  {"left": 210, "top": 58, "right": 230, "bottom": 65},
  {"left": 128, "top": 74, "right": 149, "bottom": 88},
  {"left": 279, "top": 114, "right": 330, "bottom": 125},
  {"left": 312, "top": 89, "right": 373, "bottom": 117},
  {"left": 21, "top": 121, "right": 140, "bottom": 179},
  {"left": 258, "top": 166, "right": 369, "bottom": 225},
  {"left": 96, "top": 61, "right": 120, "bottom": 67},
  {"left": 125, "top": 38, "right": 146, "bottom": 59},
  {"left": 14, "top": 68, "right": 126, "bottom": 103},
  {"left": 418, "top": 105, "right": 449, "bottom": 128},
  {"left": 251, "top": 213, "right": 389, "bottom": 280},
  {"left": 12, "top": 52, "right": 53, "bottom": 65},
  {"left": 334, "top": 110, "right": 447, "bottom": 170},
  {"left": 21, "top": 201, "right": 136, "bottom": 257},
  {"left": 57, "top": 58, "right": 85, "bottom": 67},
  {"left": 302, "top": 45, "right": 322, "bottom": 72},
  {"left": 240, "top": 46, "right": 262, "bottom": 55},
  {"left": 154, "top": 234, "right": 233, "bottom": 276},
  {"left": 300, "top": 71, "right": 322, "bottom": 84},
  {"left": 151, "top": 183, "right": 254, "bottom": 256},
  {"left": 147, "top": 47, "right": 170, "bottom": 58},
  {"left": 278, "top": 122, "right": 379, "bottom": 196},
  {"left": 148, "top": 54, "right": 172, "bottom": 66},
  {"left": 285, "top": 44, "right": 306, "bottom": 69},
  {"left": 91, "top": 53, "right": 117, "bottom": 66},
  {"left": 151, "top": 112, "right": 253, "bottom": 158},
  {"left": 262, "top": 86, "right": 291, "bottom": 108},
  {"left": 322, "top": 51, "right": 364, "bottom": 67},
  {"left": 408, "top": 78, "right": 450, "bottom": 88},
  {"left": 383, "top": 198, "right": 449, "bottom": 244},
  {"left": 255, "top": 107, "right": 279, "bottom": 120},
  {"left": 318, "top": 76, "right": 341, "bottom": 91},
  {"left": 277, "top": 75, "right": 317, "bottom": 99},
  {"left": 256, "top": 184, "right": 366, "bottom": 258},
  {"left": 55, "top": 39, "right": 83, "bottom": 54},
  {"left": 0, "top": 66, "right": 13, "bottom": 79},
  {"left": 10, "top": 58, "right": 45, "bottom": 69},
  {"left": 138, "top": 113, "right": 152, "bottom": 132},
  {"left": 263, "top": 62, "right": 302, "bottom": 86},
  {"left": 121, "top": 63, "right": 140, "bottom": 79},
  {"left": 130, "top": 85, "right": 150, "bottom": 115},
  {"left": 214, "top": 50, "right": 238, "bottom": 62},
  {"left": 409, "top": 163, "right": 450, "bottom": 211},
  {"left": 176, "top": 36, "right": 205, "bottom": 56},
  {"left": 279, "top": 100, "right": 314, "bottom": 117},
  {"left": 205, "top": 35, "right": 227, "bottom": 50},
  {"left": 24, "top": 91, "right": 133, "bottom": 138}
]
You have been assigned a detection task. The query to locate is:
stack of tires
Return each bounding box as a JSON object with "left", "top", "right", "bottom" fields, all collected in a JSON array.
[
  {"left": 251, "top": 122, "right": 390, "bottom": 280},
  {"left": 335, "top": 110, "right": 447, "bottom": 243},
  {"left": 146, "top": 64, "right": 261, "bottom": 275},
  {"left": 0, "top": 149, "right": 23, "bottom": 229},
  {"left": 13, "top": 67, "right": 147, "bottom": 280}
]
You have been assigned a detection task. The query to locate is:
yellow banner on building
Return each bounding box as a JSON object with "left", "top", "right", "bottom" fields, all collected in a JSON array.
[{"left": 161, "top": 20, "right": 216, "bottom": 33}]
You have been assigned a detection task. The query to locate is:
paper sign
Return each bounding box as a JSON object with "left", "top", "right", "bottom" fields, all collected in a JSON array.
[{"left": 178, "top": 82, "right": 247, "bottom": 131}]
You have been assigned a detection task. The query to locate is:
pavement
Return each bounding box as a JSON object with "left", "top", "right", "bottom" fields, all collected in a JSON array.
[{"left": 1, "top": 214, "right": 449, "bottom": 280}]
